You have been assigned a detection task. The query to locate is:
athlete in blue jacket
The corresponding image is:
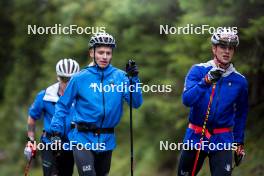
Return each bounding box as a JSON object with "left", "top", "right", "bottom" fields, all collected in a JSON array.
[
  {"left": 178, "top": 29, "right": 248, "bottom": 176},
  {"left": 50, "top": 32, "right": 143, "bottom": 176},
  {"left": 24, "top": 58, "right": 80, "bottom": 176}
]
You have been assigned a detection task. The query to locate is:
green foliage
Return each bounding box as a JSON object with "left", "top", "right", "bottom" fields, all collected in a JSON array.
[{"left": 0, "top": 0, "right": 263, "bottom": 175}]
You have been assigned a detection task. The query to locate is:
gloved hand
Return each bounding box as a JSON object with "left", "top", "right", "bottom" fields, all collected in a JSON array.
[
  {"left": 50, "top": 132, "right": 62, "bottom": 157},
  {"left": 126, "top": 60, "right": 139, "bottom": 77},
  {"left": 205, "top": 67, "right": 225, "bottom": 84},
  {"left": 50, "top": 133, "right": 62, "bottom": 143},
  {"left": 24, "top": 139, "right": 36, "bottom": 160},
  {"left": 234, "top": 144, "right": 245, "bottom": 166}
]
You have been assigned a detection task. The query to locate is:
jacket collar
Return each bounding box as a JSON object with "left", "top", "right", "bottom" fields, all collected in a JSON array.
[
  {"left": 208, "top": 60, "right": 236, "bottom": 77},
  {"left": 86, "top": 64, "right": 116, "bottom": 77},
  {"left": 43, "top": 82, "right": 59, "bottom": 102}
]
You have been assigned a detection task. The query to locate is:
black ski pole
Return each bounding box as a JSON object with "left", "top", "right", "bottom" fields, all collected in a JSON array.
[
  {"left": 126, "top": 59, "right": 135, "bottom": 176},
  {"left": 129, "top": 76, "right": 134, "bottom": 176}
]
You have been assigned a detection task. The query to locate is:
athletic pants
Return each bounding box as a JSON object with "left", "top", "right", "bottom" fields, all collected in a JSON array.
[
  {"left": 73, "top": 147, "right": 112, "bottom": 176},
  {"left": 177, "top": 150, "right": 232, "bottom": 176}
]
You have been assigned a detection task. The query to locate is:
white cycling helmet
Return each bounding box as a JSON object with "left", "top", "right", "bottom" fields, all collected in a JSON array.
[
  {"left": 89, "top": 32, "right": 116, "bottom": 48},
  {"left": 211, "top": 28, "right": 239, "bottom": 47},
  {"left": 56, "top": 58, "right": 80, "bottom": 77}
]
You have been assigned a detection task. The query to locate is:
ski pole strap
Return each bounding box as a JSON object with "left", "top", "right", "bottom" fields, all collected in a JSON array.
[
  {"left": 188, "top": 123, "right": 232, "bottom": 139},
  {"left": 75, "top": 122, "right": 114, "bottom": 135}
]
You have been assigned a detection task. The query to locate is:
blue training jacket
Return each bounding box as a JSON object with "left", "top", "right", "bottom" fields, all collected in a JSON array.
[
  {"left": 29, "top": 82, "right": 74, "bottom": 143},
  {"left": 182, "top": 60, "right": 248, "bottom": 150},
  {"left": 51, "top": 64, "right": 143, "bottom": 151}
]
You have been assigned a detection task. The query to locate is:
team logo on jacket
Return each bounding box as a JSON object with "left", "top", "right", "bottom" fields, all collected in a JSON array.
[{"left": 89, "top": 83, "right": 97, "bottom": 89}]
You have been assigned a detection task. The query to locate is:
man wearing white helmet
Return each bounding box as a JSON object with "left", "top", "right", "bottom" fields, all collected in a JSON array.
[
  {"left": 50, "top": 32, "right": 143, "bottom": 176},
  {"left": 177, "top": 28, "right": 248, "bottom": 176},
  {"left": 24, "top": 58, "right": 80, "bottom": 176}
]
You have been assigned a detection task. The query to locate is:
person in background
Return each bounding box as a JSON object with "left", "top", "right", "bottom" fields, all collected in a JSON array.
[{"left": 24, "top": 58, "right": 80, "bottom": 176}]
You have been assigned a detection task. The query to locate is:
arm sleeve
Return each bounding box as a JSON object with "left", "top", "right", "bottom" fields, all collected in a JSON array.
[
  {"left": 182, "top": 65, "right": 211, "bottom": 107},
  {"left": 233, "top": 79, "right": 248, "bottom": 144},
  {"left": 28, "top": 91, "right": 45, "bottom": 120},
  {"left": 50, "top": 78, "right": 78, "bottom": 135},
  {"left": 123, "top": 76, "right": 143, "bottom": 109}
]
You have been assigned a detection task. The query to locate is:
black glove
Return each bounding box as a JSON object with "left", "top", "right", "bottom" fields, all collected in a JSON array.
[
  {"left": 50, "top": 132, "right": 62, "bottom": 157},
  {"left": 126, "top": 60, "right": 139, "bottom": 77},
  {"left": 205, "top": 67, "right": 225, "bottom": 84},
  {"left": 50, "top": 135, "right": 61, "bottom": 143},
  {"left": 234, "top": 144, "right": 245, "bottom": 166}
]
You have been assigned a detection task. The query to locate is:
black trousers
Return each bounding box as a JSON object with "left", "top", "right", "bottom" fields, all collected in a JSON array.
[
  {"left": 41, "top": 148, "right": 74, "bottom": 176},
  {"left": 73, "top": 147, "right": 112, "bottom": 176},
  {"left": 177, "top": 150, "right": 232, "bottom": 176}
]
